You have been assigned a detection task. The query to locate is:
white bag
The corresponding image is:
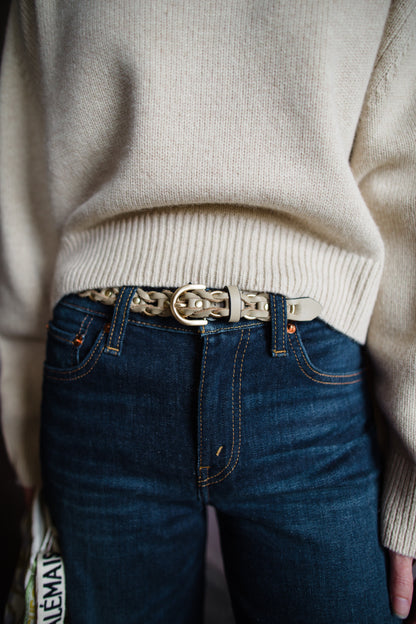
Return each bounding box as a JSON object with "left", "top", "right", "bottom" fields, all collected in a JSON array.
[{"left": 4, "top": 492, "right": 66, "bottom": 624}]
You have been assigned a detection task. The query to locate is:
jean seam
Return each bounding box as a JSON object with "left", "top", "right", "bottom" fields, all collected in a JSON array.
[
  {"left": 201, "top": 322, "right": 262, "bottom": 335},
  {"left": 84, "top": 315, "right": 94, "bottom": 335},
  {"left": 47, "top": 329, "right": 74, "bottom": 346},
  {"left": 281, "top": 295, "right": 286, "bottom": 353},
  {"left": 200, "top": 329, "right": 250, "bottom": 487},
  {"left": 106, "top": 287, "right": 132, "bottom": 353},
  {"left": 198, "top": 335, "right": 210, "bottom": 485},
  {"left": 289, "top": 334, "right": 362, "bottom": 385},
  {"left": 106, "top": 287, "right": 124, "bottom": 351},
  {"left": 44, "top": 335, "right": 106, "bottom": 381},
  {"left": 115, "top": 290, "right": 134, "bottom": 351},
  {"left": 291, "top": 331, "right": 363, "bottom": 379},
  {"left": 47, "top": 313, "right": 91, "bottom": 346},
  {"left": 79, "top": 313, "right": 90, "bottom": 334},
  {"left": 271, "top": 295, "right": 286, "bottom": 356},
  {"left": 58, "top": 301, "right": 108, "bottom": 317},
  {"left": 60, "top": 300, "right": 197, "bottom": 331},
  {"left": 199, "top": 330, "right": 244, "bottom": 485},
  {"left": 56, "top": 300, "right": 264, "bottom": 334},
  {"left": 129, "top": 318, "right": 195, "bottom": 333}
]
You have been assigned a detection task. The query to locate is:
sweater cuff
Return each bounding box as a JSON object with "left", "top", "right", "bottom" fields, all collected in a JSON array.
[
  {"left": 381, "top": 448, "right": 416, "bottom": 558},
  {"left": 0, "top": 336, "right": 45, "bottom": 487}
]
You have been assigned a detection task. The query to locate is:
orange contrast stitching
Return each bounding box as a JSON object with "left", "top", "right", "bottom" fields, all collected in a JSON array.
[
  {"left": 288, "top": 335, "right": 362, "bottom": 386},
  {"left": 79, "top": 314, "right": 89, "bottom": 333},
  {"left": 198, "top": 336, "right": 209, "bottom": 481},
  {"left": 273, "top": 296, "right": 277, "bottom": 353},
  {"left": 200, "top": 322, "right": 261, "bottom": 335},
  {"left": 61, "top": 303, "right": 107, "bottom": 317},
  {"left": 291, "top": 332, "right": 363, "bottom": 379},
  {"left": 44, "top": 337, "right": 105, "bottom": 382},
  {"left": 107, "top": 287, "right": 131, "bottom": 352},
  {"left": 281, "top": 295, "right": 286, "bottom": 352},
  {"left": 114, "top": 290, "right": 133, "bottom": 351},
  {"left": 199, "top": 330, "right": 244, "bottom": 484},
  {"left": 82, "top": 315, "right": 94, "bottom": 335},
  {"left": 128, "top": 319, "right": 195, "bottom": 333},
  {"left": 48, "top": 313, "right": 93, "bottom": 346},
  {"left": 106, "top": 289, "right": 124, "bottom": 348},
  {"left": 200, "top": 329, "right": 251, "bottom": 487},
  {"left": 47, "top": 330, "right": 74, "bottom": 346},
  {"left": 58, "top": 301, "right": 262, "bottom": 335},
  {"left": 271, "top": 296, "right": 286, "bottom": 355}
]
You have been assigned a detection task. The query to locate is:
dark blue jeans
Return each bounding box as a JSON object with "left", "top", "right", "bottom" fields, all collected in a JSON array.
[{"left": 40, "top": 287, "right": 397, "bottom": 623}]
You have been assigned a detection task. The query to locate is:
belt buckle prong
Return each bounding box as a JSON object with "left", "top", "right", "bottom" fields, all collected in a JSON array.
[{"left": 170, "top": 284, "right": 208, "bottom": 326}]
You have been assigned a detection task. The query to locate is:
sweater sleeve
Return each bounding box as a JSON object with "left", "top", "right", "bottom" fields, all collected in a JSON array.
[
  {"left": 0, "top": 1, "right": 58, "bottom": 487},
  {"left": 350, "top": 1, "right": 416, "bottom": 557}
]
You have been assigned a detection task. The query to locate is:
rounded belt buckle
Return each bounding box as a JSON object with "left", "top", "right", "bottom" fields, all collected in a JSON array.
[{"left": 170, "top": 284, "right": 208, "bottom": 326}]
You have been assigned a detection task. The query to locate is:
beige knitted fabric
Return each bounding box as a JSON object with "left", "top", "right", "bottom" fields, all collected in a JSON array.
[{"left": 0, "top": 1, "right": 415, "bottom": 556}]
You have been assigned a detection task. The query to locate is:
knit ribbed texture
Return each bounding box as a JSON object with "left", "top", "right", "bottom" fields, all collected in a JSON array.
[
  {"left": 1, "top": 1, "right": 416, "bottom": 557},
  {"left": 382, "top": 450, "right": 416, "bottom": 557},
  {"left": 53, "top": 206, "right": 382, "bottom": 345}
]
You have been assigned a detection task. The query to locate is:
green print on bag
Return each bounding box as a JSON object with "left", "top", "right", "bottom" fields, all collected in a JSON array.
[{"left": 4, "top": 493, "right": 66, "bottom": 624}]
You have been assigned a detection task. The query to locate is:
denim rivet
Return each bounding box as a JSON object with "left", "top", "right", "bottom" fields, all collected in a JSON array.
[{"left": 287, "top": 323, "right": 296, "bottom": 334}]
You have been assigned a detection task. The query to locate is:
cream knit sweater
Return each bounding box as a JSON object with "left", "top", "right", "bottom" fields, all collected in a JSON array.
[{"left": 0, "top": 0, "right": 415, "bottom": 557}]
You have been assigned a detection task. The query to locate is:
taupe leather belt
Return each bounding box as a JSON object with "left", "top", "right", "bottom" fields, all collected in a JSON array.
[{"left": 79, "top": 284, "right": 322, "bottom": 327}]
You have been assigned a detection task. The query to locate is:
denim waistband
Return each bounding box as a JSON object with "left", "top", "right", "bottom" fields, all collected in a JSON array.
[{"left": 58, "top": 288, "right": 289, "bottom": 358}]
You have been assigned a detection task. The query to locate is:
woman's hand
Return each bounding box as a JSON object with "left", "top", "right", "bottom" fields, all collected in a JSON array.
[{"left": 389, "top": 550, "right": 415, "bottom": 621}]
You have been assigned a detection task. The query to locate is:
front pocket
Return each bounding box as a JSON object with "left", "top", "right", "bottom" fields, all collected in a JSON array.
[
  {"left": 44, "top": 302, "right": 109, "bottom": 381},
  {"left": 288, "top": 319, "right": 364, "bottom": 386},
  {"left": 44, "top": 329, "right": 107, "bottom": 382}
]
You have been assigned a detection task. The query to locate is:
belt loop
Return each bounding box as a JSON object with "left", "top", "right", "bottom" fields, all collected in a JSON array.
[
  {"left": 225, "top": 285, "right": 241, "bottom": 323},
  {"left": 269, "top": 293, "right": 287, "bottom": 358},
  {"left": 105, "top": 286, "right": 137, "bottom": 357}
]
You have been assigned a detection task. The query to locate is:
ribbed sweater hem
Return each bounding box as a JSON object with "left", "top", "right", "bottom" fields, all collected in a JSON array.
[
  {"left": 52, "top": 207, "right": 383, "bottom": 344},
  {"left": 382, "top": 450, "right": 416, "bottom": 557}
]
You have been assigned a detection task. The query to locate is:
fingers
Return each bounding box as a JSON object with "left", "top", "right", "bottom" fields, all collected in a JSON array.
[{"left": 389, "top": 550, "right": 414, "bottom": 620}]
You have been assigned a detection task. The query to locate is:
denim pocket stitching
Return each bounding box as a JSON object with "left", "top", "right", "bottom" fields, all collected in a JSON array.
[
  {"left": 292, "top": 331, "right": 363, "bottom": 378},
  {"left": 288, "top": 332, "right": 362, "bottom": 386},
  {"left": 44, "top": 331, "right": 106, "bottom": 381},
  {"left": 47, "top": 325, "right": 75, "bottom": 346}
]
